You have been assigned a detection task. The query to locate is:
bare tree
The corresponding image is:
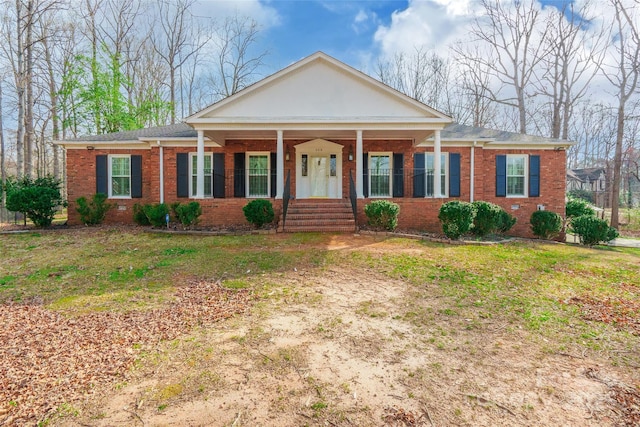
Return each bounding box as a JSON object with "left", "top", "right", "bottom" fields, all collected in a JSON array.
[
  {"left": 537, "top": 1, "right": 608, "bottom": 140},
  {"left": 375, "top": 46, "right": 450, "bottom": 111},
  {"left": 602, "top": 0, "right": 640, "bottom": 228},
  {"left": 453, "top": 0, "right": 550, "bottom": 134},
  {"left": 209, "top": 13, "right": 268, "bottom": 100},
  {"left": 150, "top": 0, "right": 209, "bottom": 124}
]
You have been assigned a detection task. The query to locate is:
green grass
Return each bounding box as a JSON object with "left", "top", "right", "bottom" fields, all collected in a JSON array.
[
  {"left": 0, "top": 231, "right": 328, "bottom": 311},
  {"left": 1, "top": 229, "right": 638, "bottom": 364}
]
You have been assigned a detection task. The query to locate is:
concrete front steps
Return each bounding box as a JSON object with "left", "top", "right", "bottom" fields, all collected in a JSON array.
[{"left": 280, "top": 199, "right": 357, "bottom": 233}]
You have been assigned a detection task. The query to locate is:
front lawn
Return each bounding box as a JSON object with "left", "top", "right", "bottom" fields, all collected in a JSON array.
[{"left": 0, "top": 229, "right": 638, "bottom": 426}]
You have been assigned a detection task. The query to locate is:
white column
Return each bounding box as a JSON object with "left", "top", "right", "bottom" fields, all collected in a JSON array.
[
  {"left": 433, "top": 129, "right": 442, "bottom": 198},
  {"left": 158, "top": 141, "right": 164, "bottom": 204},
  {"left": 356, "top": 130, "right": 364, "bottom": 198},
  {"left": 470, "top": 141, "right": 476, "bottom": 203},
  {"left": 196, "top": 130, "right": 205, "bottom": 199},
  {"left": 276, "top": 130, "right": 284, "bottom": 199}
]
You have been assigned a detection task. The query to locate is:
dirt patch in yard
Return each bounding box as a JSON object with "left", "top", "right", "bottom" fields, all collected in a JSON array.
[{"left": 55, "top": 237, "right": 640, "bottom": 427}]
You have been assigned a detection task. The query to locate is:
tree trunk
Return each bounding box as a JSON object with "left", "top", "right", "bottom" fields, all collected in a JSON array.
[
  {"left": 24, "top": 0, "right": 34, "bottom": 177},
  {"left": 610, "top": 104, "right": 625, "bottom": 228}
]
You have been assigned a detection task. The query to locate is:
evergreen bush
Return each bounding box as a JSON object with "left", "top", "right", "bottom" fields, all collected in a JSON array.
[
  {"left": 471, "top": 201, "right": 503, "bottom": 236},
  {"left": 243, "top": 199, "right": 275, "bottom": 228},
  {"left": 530, "top": 210, "right": 562, "bottom": 240},
  {"left": 171, "top": 201, "right": 202, "bottom": 228},
  {"left": 566, "top": 198, "right": 596, "bottom": 219},
  {"left": 133, "top": 203, "right": 150, "bottom": 226},
  {"left": 143, "top": 203, "right": 170, "bottom": 227},
  {"left": 569, "top": 215, "right": 619, "bottom": 246},
  {"left": 76, "top": 193, "right": 114, "bottom": 225},
  {"left": 496, "top": 208, "right": 517, "bottom": 234},
  {"left": 364, "top": 200, "right": 400, "bottom": 231},
  {"left": 438, "top": 201, "right": 475, "bottom": 240},
  {"left": 4, "top": 175, "right": 65, "bottom": 228}
]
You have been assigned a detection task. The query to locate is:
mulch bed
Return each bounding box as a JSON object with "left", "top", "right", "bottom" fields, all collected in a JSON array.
[{"left": 0, "top": 281, "right": 252, "bottom": 425}]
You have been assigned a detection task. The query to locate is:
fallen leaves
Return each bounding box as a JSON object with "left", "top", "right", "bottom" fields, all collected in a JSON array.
[
  {"left": 566, "top": 295, "right": 640, "bottom": 335},
  {"left": 0, "top": 280, "right": 251, "bottom": 425}
]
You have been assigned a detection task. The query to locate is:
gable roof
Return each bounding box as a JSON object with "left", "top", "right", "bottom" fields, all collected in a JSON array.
[{"left": 186, "top": 51, "right": 452, "bottom": 127}]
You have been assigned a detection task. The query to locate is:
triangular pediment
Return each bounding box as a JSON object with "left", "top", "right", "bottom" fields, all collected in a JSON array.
[
  {"left": 295, "top": 139, "right": 344, "bottom": 152},
  {"left": 188, "top": 52, "right": 450, "bottom": 123}
]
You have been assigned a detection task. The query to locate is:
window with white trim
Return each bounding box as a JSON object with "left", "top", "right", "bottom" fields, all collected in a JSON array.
[
  {"left": 109, "top": 155, "right": 131, "bottom": 198},
  {"left": 369, "top": 153, "right": 392, "bottom": 197},
  {"left": 247, "top": 152, "right": 269, "bottom": 197},
  {"left": 426, "top": 153, "right": 448, "bottom": 197},
  {"left": 189, "top": 153, "right": 213, "bottom": 197},
  {"left": 507, "top": 155, "right": 527, "bottom": 197}
]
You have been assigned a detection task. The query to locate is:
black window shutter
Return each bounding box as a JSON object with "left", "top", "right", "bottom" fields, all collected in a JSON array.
[
  {"left": 529, "top": 155, "right": 540, "bottom": 197},
  {"left": 449, "top": 153, "right": 461, "bottom": 198},
  {"left": 176, "top": 153, "right": 189, "bottom": 198},
  {"left": 362, "top": 153, "right": 369, "bottom": 198},
  {"left": 270, "top": 153, "right": 277, "bottom": 198},
  {"left": 213, "top": 153, "right": 225, "bottom": 198},
  {"left": 413, "top": 153, "right": 425, "bottom": 198},
  {"left": 234, "top": 153, "right": 246, "bottom": 198},
  {"left": 496, "top": 155, "right": 507, "bottom": 197},
  {"left": 131, "top": 155, "right": 142, "bottom": 198},
  {"left": 96, "top": 155, "right": 108, "bottom": 195},
  {"left": 392, "top": 153, "right": 404, "bottom": 197}
]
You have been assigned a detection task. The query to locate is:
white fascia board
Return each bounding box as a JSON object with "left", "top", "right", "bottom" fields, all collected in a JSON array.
[
  {"left": 483, "top": 142, "right": 573, "bottom": 150},
  {"left": 58, "top": 141, "right": 150, "bottom": 149}
]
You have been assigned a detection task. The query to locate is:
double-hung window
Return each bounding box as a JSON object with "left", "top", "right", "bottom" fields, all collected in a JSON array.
[
  {"left": 426, "top": 153, "right": 448, "bottom": 197},
  {"left": 109, "top": 155, "right": 131, "bottom": 198},
  {"left": 369, "top": 153, "right": 392, "bottom": 197},
  {"left": 506, "top": 155, "right": 527, "bottom": 197},
  {"left": 247, "top": 153, "right": 269, "bottom": 197},
  {"left": 190, "top": 153, "right": 213, "bottom": 197}
]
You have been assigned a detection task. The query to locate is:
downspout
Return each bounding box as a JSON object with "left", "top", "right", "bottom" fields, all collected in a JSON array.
[
  {"left": 470, "top": 141, "right": 476, "bottom": 203},
  {"left": 158, "top": 140, "right": 164, "bottom": 204}
]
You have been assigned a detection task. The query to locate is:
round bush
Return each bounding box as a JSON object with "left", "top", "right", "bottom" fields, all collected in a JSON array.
[
  {"left": 566, "top": 198, "right": 595, "bottom": 219},
  {"left": 76, "top": 193, "right": 114, "bottom": 226},
  {"left": 530, "top": 210, "right": 562, "bottom": 240},
  {"left": 438, "top": 201, "right": 475, "bottom": 240},
  {"left": 471, "top": 201, "right": 503, "bottom": 236},
  {"left": 496, "top": 209, "right": 517, "bottom": 233},
  {"left": 364, "top": 200, "right": 400, "bottom": 231},
  {"left": 570, "top": 215, "right": 619, "bottom": 246},
  {"left": 243, "top": 199, "right": 275, "bottom": 228}
]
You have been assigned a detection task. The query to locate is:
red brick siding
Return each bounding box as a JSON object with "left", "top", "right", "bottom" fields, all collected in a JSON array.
[{"left": 65, "top": 142, "right": 567, "bottom": 238}]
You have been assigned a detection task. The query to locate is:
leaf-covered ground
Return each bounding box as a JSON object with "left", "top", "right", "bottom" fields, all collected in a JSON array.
[
  {"left": 0, "top": 281, "right": 251, "bottom": 425},
  {"left": 0, "top": 228, "right": 639, "bottom": 426}
]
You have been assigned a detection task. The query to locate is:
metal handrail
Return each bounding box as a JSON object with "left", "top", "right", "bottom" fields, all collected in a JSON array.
[
  {"left": 349, "top": 170, "right": 358, "bottom": 231},
  {"left": 282, "top": 170, "right": 291, "bottom": 229}
]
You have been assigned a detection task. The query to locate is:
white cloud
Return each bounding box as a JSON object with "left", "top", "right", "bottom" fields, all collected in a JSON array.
[
  {"left": 352, "top": 9, "right": 379, "bottom": 34},
  {"left": 193, "top": 0, "right": 281, "bottom": 29},
  {"left": 373, "top": 0, "right": 477, "bottom": 58}
]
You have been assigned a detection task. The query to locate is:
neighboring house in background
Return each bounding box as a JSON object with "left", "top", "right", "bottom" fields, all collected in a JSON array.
[
  {"left": 56, "top": 52, "right": 572, "bottom": 237},
  {"left": 567, "top": 167, "right": 607, "bottom": 206}
]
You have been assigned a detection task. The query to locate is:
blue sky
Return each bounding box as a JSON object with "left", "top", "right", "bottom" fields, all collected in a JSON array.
[{"left": 197, "top": 0, "right": 577, "bottom": 76}]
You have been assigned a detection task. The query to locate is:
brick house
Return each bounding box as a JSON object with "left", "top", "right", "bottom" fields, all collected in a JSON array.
[{"left": 57, "top": 52, "right": 572, "bottom": 237}]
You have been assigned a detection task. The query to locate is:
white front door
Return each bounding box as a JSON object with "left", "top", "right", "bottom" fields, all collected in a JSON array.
[{"left": 310, "top": 156, "right": 328, "bottom": 197}]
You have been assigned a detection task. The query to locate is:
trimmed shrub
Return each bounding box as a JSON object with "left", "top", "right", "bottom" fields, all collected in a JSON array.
[
  {"left": 133, "top": 203, "right": 151, "bottom": 226},
  {"left": 76, "top": 193, "right": 114, "bottom": 225},
  {"left": 530, "top": 210, "right": 562, "bottom": 240},
  {"left": 566, "top": 198, "right": 596, "bottom": 219},
  {"left": 570, "top": 215, "right": 619, "bottom": 246},
  {"left": 471, "top": 201, "right": 502, "bottom": 236},
  {"left": 496, "top": 209, "right": 517, "bottom": 234},
  {"left": 567, "top": 189, "right": 594, "bottom": 204},
  {"left": 171, "top": 201, "right": 202, "bottom": 228},
  {"left": 144, "top": 203, "right": 170, "bottom": 227},
  {"left": 4, "top": 175, "right": 65, "bottom": 228},
  {"left": 364, "top": 200, "right": 400, "bottom": 231},
  {"left": 438, "top": 201, "right": 475, "bottom": 240},
  {"left": 243, "top": 199, "right": 275, "bottom": 228}
]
